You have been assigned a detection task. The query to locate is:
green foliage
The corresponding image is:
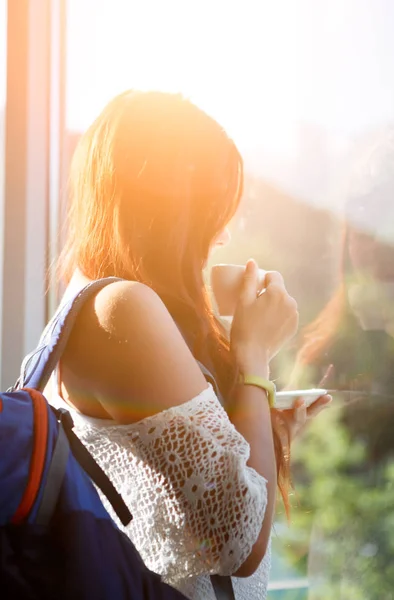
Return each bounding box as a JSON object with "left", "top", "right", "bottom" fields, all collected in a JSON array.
[{"left": 272, "top": 399, "right": 394, "bottom": 599}]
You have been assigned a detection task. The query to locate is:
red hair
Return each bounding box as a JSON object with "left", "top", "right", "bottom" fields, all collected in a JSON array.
[{"left": 60, "top": 90, "right": 290, "bottom": 510}]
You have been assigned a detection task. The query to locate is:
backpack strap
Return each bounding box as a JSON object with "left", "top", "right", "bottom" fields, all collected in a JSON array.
[
  {"left": 15, "top": 277, "right": 122, "bottom": 392},
  {"left": 35, "top": 407, "right": 132, "bottom": 527},
  {"left": 34, "top": 414, "right": 70, "bottom": 526}
]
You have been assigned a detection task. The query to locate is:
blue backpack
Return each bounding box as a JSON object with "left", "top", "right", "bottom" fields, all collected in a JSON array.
[{"left": 0, "top": 278, "right": 188, "bottom": 600}]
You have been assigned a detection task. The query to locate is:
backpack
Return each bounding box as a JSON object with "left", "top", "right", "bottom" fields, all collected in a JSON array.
[{"left": 0, "top": 278, "right": 187, "bottom": 600}]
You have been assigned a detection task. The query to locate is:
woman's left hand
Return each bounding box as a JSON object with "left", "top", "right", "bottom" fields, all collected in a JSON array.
[{"left": 280, "top": 394, "right": 332, "bottom": 441}]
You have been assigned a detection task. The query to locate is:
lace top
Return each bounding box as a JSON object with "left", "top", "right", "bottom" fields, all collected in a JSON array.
[{"left": 49, "top": 379, "right": 271, "bottom": 599}]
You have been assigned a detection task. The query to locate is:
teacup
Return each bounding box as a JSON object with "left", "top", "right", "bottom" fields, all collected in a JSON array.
[{"left": 210, "top": 263, "right": 267, "bottom": 316}]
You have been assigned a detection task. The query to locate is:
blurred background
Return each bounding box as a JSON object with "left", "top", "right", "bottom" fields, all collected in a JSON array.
[{"left": 2, "top": 1, "right": 394, "bottom": 597}]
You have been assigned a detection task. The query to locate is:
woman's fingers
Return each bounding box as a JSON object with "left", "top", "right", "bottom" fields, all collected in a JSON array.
[
  {"left": 293, "top": 397, "right": 307, "bottom": 425},
  {"left": 265, "top": 270, "right": 285, "bottom": 288},
  {"left": 240, "top": 259, "right": 260, "bottom": 305},
  {"left": 232, "top": 264, "right": 299, "bottom": 364},
  {"left": 306, "top": 394, "right": 332, "bottom": 418},
  {"left": 286, "top": 394, "right": 333, "bottom": 441}
]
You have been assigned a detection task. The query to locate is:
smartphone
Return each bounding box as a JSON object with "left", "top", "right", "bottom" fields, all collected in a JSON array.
[{"left": 275, "top": 389, "right": 327, "bottom": 410}]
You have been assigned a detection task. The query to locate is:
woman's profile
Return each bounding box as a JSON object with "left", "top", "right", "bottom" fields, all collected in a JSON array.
[{"left": 44, "top": 90, "right": 329, "bottom": 599}]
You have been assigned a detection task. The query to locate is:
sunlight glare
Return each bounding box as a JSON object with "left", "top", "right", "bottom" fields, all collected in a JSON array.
[{"left": 66, "top": 0, "right": 299, "bottom": 154}]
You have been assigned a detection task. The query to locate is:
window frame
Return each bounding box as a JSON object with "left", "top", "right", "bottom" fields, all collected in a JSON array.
[{"left": 1, "top": 0, "right": 66, "bottom": 389}]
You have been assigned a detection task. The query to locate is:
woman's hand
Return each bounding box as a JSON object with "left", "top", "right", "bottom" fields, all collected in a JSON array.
[
  {"left": 230, "top": 259, "right": 299, "bottom": 372},
  {"left": 280, "top": 394, "right": 332, "bottom": 441}
]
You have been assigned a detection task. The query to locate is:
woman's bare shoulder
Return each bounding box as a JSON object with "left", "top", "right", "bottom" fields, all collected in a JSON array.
[
  {"left": 62, "top": 280, "right": 207, "bottom": 422},
  {"left": 93, "top": 279, "right": 173, "bottom": 335}
]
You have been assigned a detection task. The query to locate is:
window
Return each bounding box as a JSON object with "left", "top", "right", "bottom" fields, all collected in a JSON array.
[
  {"left": 1, "top": 2, "right": 52, "bottom": 389},
  {"left": 63, "top": 1, "right": 394, "bottom": 596},
  {"left": 0, "top": 0, "right": 5, "bottom": 184},
  {"left": 0, "top": 0, "right": 6, "bottom": 377}
]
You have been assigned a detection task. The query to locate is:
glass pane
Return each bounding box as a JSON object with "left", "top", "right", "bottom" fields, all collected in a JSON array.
[
  {"left": 64, "top": 1, "right": 394, "bottom": 597},
  {"left": 0, "top": 0, "right": 6, "bottom": 214},
  {"left": 0, "top": 0, "right": 7, "bottom": 353}
]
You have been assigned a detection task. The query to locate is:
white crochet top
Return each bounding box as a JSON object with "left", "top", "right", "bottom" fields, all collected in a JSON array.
[{"left": 49, "top": 378, "right": 271, "bottom": 599}]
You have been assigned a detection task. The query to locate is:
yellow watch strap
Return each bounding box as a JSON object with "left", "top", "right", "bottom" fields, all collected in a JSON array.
[{"left": 239, "top": 374, "right": 276, "bottom": 408}]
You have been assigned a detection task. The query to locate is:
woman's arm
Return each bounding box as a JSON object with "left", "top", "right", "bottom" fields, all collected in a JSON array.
[{"left": 229, "top": 372, "right": 277, "bottom": 577}]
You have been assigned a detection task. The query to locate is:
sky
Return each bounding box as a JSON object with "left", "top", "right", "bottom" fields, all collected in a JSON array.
[
  {"left": 64, "top": 0, "right": 394, "bottom": 156},
  {"left": 0, "top": 0, "right": 5, "bottom": 108},
  {"left": 2, "top": 0, "right": 394, "bottom": 153},
  {"left": 2, "top": 0, "right": 394, "bottom": 209}
]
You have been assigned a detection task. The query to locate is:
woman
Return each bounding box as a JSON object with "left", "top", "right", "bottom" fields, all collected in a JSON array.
[
  {"left": 46, "top": 91, "right": 329, "bottom": 599},
  {"left": 294, "top": 128, "right": 394, "bottom": 599}
]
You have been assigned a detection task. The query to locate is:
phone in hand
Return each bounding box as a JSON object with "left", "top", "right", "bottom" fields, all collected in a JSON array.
[{"left": 275, "top": 389, "right": 328, "bottom": 410}]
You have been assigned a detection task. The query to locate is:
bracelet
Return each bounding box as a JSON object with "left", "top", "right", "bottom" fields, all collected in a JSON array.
[{"left": 238, "top": 374, "right": 276, "bottom": 408}]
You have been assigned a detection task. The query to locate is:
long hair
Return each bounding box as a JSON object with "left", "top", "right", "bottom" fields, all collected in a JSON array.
[{"left": 60, "top": 90, "right": 290, "bottom": 510}]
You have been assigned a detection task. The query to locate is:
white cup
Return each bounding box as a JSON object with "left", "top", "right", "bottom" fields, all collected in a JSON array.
[{"left": 210, "top": 263, "right": 267, "bottom": 316}]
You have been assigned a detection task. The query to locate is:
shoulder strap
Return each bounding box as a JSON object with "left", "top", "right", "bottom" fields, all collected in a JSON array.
[
  {"left": 15, "top": 277, "right": 122, "bottom": 392},
  {"left": 35, "top": 407, "right": 132, "bottom": 527},
  {"left": 34, "top": 417, "right": 70, "bottom": 526}
]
